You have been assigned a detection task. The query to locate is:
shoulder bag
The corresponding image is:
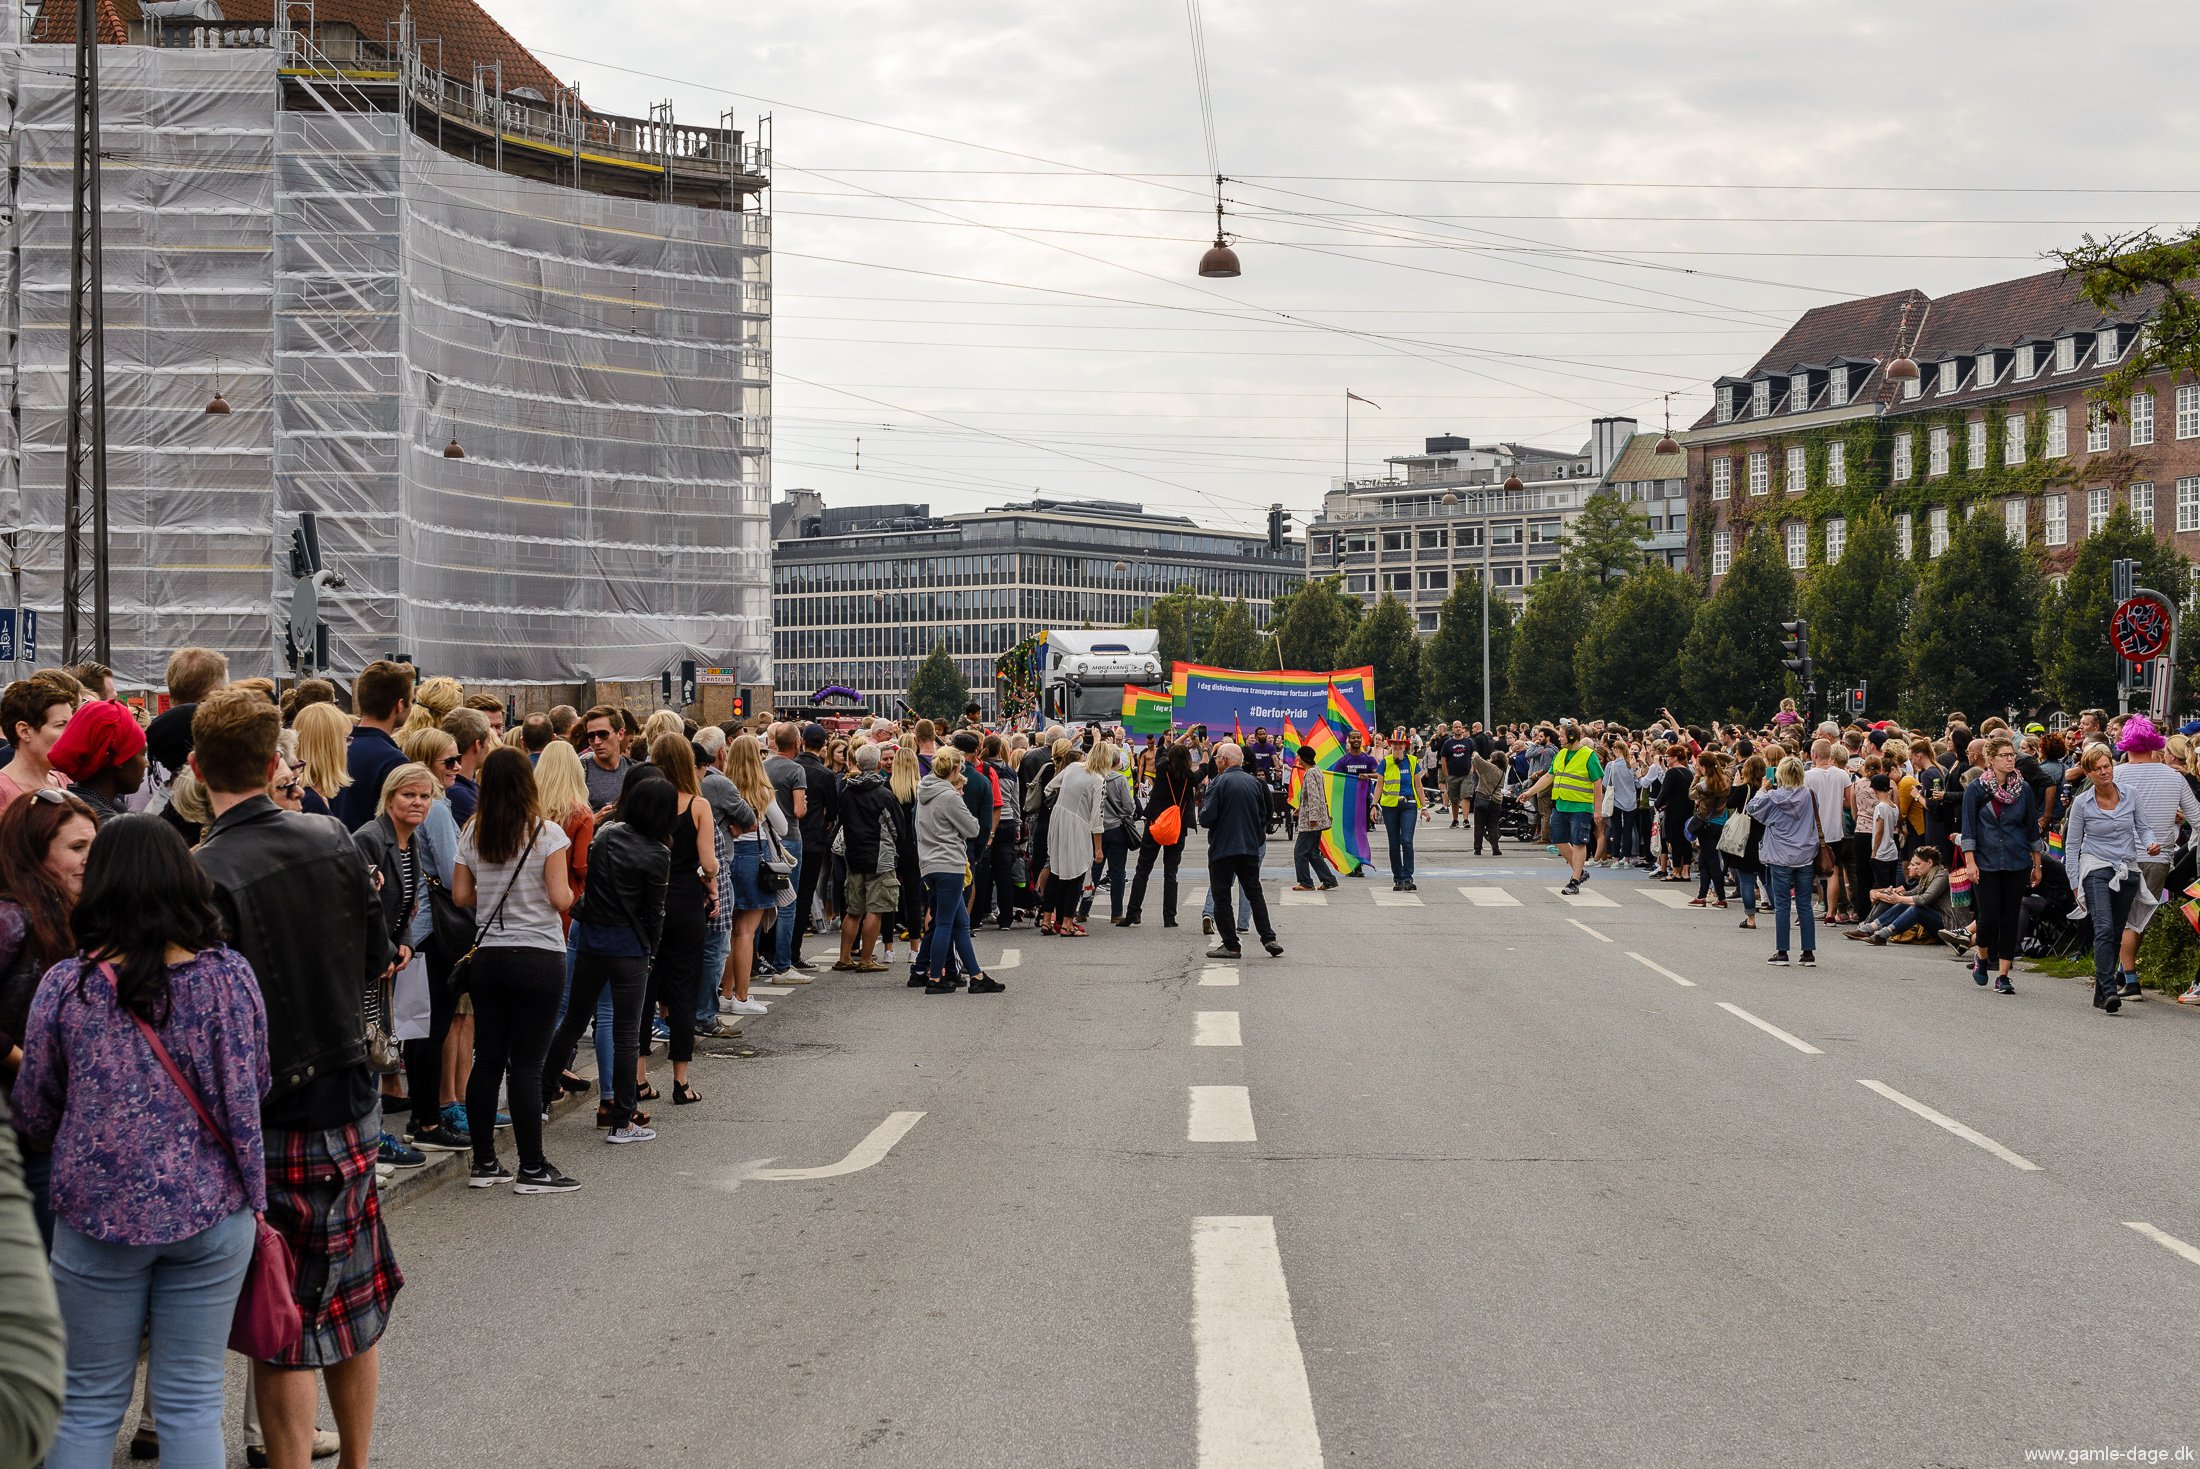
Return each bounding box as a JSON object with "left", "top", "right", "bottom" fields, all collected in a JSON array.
[
  {"left": 122, "top": 974, "right": 303, "bottom": 1361},
  {"left": 1717, "top": 807, "right": 1752, "bottom": 859},
  {"left": 1148, "top": 775, "right": 1185, "bottom": 847},
  {"left": 448, "top": 823, "right": 542, "bottom": 995}
]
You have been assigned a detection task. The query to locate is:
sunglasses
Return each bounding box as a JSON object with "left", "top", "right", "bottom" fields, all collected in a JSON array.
[
  {"left": 30, "top": 787, "right": 71, "bottom": 806},
  {"left": 586, "top": 729, "right": 614, "bottom": 742},
  {"left": 440, "top": 756, "right": 461, "bottom": 770}
]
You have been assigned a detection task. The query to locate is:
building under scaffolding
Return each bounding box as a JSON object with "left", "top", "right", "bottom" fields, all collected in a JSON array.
[{"left": 1, "top": 1, "right": 773, "bottom": 693}]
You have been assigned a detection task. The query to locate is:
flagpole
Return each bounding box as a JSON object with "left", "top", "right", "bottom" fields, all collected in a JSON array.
[{"left": 1344, "top": 389, "right": 1350, "bottom": 482}]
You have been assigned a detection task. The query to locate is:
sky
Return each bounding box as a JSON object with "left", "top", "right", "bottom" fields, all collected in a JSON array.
[{"left": 487, "top": 1, "right": 2200, "bottom": 534}]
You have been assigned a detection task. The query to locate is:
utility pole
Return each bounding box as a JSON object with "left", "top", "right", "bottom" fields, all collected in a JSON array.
[{"left": 62, "top": 0, "right": 111, "bottom": 664}]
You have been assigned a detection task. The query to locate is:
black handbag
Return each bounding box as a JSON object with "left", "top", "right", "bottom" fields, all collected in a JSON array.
[{"left": 425, "top": 871, "right": 474, "bottom": 960}]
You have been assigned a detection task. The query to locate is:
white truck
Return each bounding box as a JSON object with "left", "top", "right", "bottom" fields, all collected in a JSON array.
[{"left": 1036, "top": 629, "right": 1165, "bottom": 727}]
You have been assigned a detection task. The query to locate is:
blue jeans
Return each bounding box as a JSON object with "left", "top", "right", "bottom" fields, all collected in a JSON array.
[
  {"left": 1766, "top": 862, "right": 1814, "bottom": 955},
  {"left": 47, "top": 1209, "right": 254, "bottom": 1469},
  {"left": 1381, "top": 803, "right": 1418, "bottom": 880},
  {"left": 1734, "top": 866, "right": 1760, "bottom": 916},
  {"left": 924, "top": 871, "right": 979, "bottom": 979},
  {"left": 774, "top": 837, "right": 806, "bottom": 971},
  {"left": 559, "top": 936, "right": 616, "bottom": 1094},
  {"left": 698, "top": 925, "right": 731, "bottom": 1026},
  {"left": 2083, "top": 867, "right": 2141, "bottom": 994},
  {"left": 1870, "top": 903, "right": 1943, "bottom": 939}
]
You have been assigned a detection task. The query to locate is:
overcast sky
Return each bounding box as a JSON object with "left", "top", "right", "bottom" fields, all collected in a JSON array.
[{"left": 490, "top": 1, "right": 2200, "bottom": 534}]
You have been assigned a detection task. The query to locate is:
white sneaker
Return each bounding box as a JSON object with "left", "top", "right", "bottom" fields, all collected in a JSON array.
[
  {"left": 721, "top": 997, "right": 769, "bottom": 1016},
  {"left": 2179, "top": 982, "right": 2200, "bottom": 1006},
  {"left": 606, "top": 1124, "right": 657, "bottom": 1144}
]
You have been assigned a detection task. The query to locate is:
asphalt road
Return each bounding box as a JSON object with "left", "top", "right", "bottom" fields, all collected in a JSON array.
[{"left": 365, "top": 821, "right": 2200, "bottom": 1469}]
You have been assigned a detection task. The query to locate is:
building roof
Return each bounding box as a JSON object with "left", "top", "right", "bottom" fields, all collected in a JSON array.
[
  {"left": 1604, "top": 431, "right": 1688, "bottom": 485},
  {"left": 32, "top": 0, "right": 564, "bottom": 98}
]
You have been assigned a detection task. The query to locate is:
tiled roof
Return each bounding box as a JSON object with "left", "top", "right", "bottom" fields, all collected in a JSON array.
[
  {"left": 1605, "top": 432, "right": 1688, "bottom": 484},
  {"left": 1744, "top": 287, "right": 1924, "bottom": 381},
  {"left": 27, "top": 0, "right": 133, "bottom": 43}
]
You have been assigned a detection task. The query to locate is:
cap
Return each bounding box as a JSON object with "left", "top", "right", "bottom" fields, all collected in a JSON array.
[
  {"left": 2181, "top": 720, "right": 2200, "bottom": 738},
  {"left": 2024, "top": 722, "right": 2047, "bottom": 735}
]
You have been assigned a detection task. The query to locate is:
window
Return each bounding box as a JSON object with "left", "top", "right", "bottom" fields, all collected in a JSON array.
[
  {"left": 1828, "top": 367, "right": 1849, "bottom": 407},
  {"left": 1942, "top": 360, "right": 1963, "bottom": 394},
  {"left": 2179, "top": 384, "right": 2200, "bottom": 439},
  {"left": 2045, "top": 493, "right": 2068, "bottom": 546},
  {"left": 1966, "top": 418, "right": 1987, "bottom": 470},
  {"left": 2005, "top": 413, "right": 2027, "bottom": 466},
  {"left": 1381, "top": 530, "right": 1411, "bottom": 553},
  {"left": 1928, "top": 505, "right": 1948, "bottom": 557},
  {"left": 1928, "top": 426, "right": 1949, "bottom": 475},
  {"left": 1824, "top": 516, "right": 1846, "bottom": 566},
  {"left": 1716, "top": 385, "right": 1734, "bottom": 425},
  {"left": 2131, "top": 481, "right": 2155, "bottom": 531},
  {"left": 2087, "top": 403, "right": 2111, "bottom": 453},
  {"left": 1891, "top": 432, "right": 1912, "bottom": 481},
  {"left": 2046, "top": 406, "right": 2068, "bottom": 457},
  {"left": 1710, "top": 457, "right": 1731, "bottom": 500},
  {"left": 1530, "top": 519, "right": 1563, "bottom": 544},
  {"left": 1491, "top": 565, "right": 1523, "bottom": 588},
  {"left": 1311, "top": 535, "right": 1334, "bottom": 560},
  {"left": 1827, "top": 441, "right": 1846, "bottom": 486},
  {"left": 1975, "top": 353, "right": 1995, "bottom": 387},
  {"left": 1786, "top": 445, "right": 1806, "bottom": 493},
  {"left": 1748, "top": 451, "right": 1769, "bottom": 495},
  {"left": 1896, "top": 512, "right": 1913, "bottom": 559},
  {"left": 2004, "top": 497, "right": 2027, "bottom": 545},
  {"left": 1345, "top": 572, "right": 1374, "bottom": 593},
  {"left": 1711, "top": 529, "right": 1731, "bottom": 576},
  {"left": 1416, "top": 611, "right": 1439, "bottom": 633},
  {"left": 1783, "top": 521, "right": 1806, "bottom": 569},
  {"left": 2016, "top": 344, "right": 2038, "bottom": 380},
  {"left": 2088, "top": 486, "right": 2111, "bottom": 536},
  {"left": 2055, "top": 336, "right": 2076, "bottom": 372},
  {"left": 1382, "top": 570, "right": 1413, "bottom": 592},
  {"left": 1342, "top": 533, "right": 1373, "bottom": 555},
  {"left": 2131, "top": 392, "right": 2155, "bottom": 446},
  {"left": 1790, "top": 373, "right": 1810, "bottom": 411},
  {"left": 1416, "top": 568, "right": 1448, "bottom": 591},
  {"left": 1491, "top": 522, "right": 1520, "bottom": 545},
  {"left": 2099, "top": 328, "right": 2119, "bottom": 365},
  {"left": 1416, "top": 527, "right": 1448, "bottom": 550},
  {"left": 2180, "top": 477, "right": 2200, "bottom": 534},
  {"left": 1902, "top": 374, "right": 1922, "bottom": 400},
  {"left": 1752, "top": 380, "right": 1771, "bottom": 417}
]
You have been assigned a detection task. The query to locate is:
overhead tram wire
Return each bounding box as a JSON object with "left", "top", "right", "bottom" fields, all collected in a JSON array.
[{"left": 763, "top": 166, "right": 2200, "bottom": 196}]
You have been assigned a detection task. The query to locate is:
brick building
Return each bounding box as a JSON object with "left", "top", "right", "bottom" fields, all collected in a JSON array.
[{"left": 1690, "top": 267, "right": 2184, "bottom": 587}]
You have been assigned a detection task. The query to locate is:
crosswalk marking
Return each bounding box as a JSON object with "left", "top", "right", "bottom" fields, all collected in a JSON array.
[
  {"left": 1188, "top": 1086, "right": 1257, "bottom": 1143},
  {"left": 994, "top": 948, "right": 1021, "bottom": 971},
  {"left": 1200, "top": 966, "right": 1240, "bottom": 987},
  {"left": 1194, "top": 1011, "right": 1243, "bottom": 1047},
  {"left": 1548, "top": 885, "right": 1618, "bottom": 908},
  {"left": 1280, "top": 888, "right": 1328, "bottom": 906},
  {"left": 1371, "top": 888, "right": 1423, "bottom": 907},
  {"left": 1457, "top": 885, "right": 1521, "bottom": 907},
  {"left": 1636, "top": 886, "right": 1697, "bottom": 909}
]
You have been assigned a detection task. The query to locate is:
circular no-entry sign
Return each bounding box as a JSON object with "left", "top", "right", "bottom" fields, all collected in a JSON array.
[{"left": 2111, "top": 596, "right": 2171, "bottom": 664}]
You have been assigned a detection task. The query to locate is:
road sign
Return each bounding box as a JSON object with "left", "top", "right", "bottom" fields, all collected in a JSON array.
[
  {"left": 2111, "top": 596, "right": 2172, "bottom": 664},
  {"left": 21, "top": 610, "right": 37, "bottom": 661},
  {"left": 0, "top": 610, "right": 14, "bottom": 663}
]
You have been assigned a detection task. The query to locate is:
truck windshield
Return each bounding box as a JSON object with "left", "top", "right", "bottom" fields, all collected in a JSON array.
[{"left": 1056, "top": 681, "right": 1158, "bottom": 722}]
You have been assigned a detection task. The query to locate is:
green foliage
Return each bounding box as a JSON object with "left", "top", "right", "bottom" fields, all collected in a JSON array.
[
  {"left": 1798, "top": 509, "right": 1914, "bottom": 718},
  {"left": 1574, "top": 564, "right": 1699, "bottom": 727},
  {"left": 2054, "top": 228, "right": 2200, "bottom": 410},
  {"left": 1130, "top": 585, "right": 1226, "bottom": 669},
  {"left": 1898, "top": 506, "right": 2044, "bottom": 724},
  {"left": 1267, "top": 576, "right": 1362, "bottom": 672},
  {"left": 2037, "top": 510, "right": 2188, "bottom": 713},
  {"left": 1422, "top": 573, "right": 1516, "bottom": 725},
  {"left": 1341, "top": 593, "right": 1425, "bottom": 726},
  {"left": 1558, "top": 491, "right": 1649, "bottom": 590},
  {"left": 1202, "top": 597, "right": 1264, "bottom": 670},
  {"left": 2134, "top": 894, "right": 2200, "bottom": 994},
  {"left": 1506, "top": 569, "right": 1596, "bottom": 719},
  {"left": 906, "top": 644, "right": 970, "bottom": 722},
  {"left": 1679, "top": 524, "right": 1796, "bottom": 724}
]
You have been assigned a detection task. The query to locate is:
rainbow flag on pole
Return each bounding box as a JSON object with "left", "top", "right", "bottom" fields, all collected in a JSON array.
[
  {"left": 1120, "top": 684, "right": 1172, "bottom": 735},
  {"left": 1326, "top": 679, "right": 1373, "bottom": 744},
  {"left": 1291, "top": 717, "right": 1369, "bottom": 874}
]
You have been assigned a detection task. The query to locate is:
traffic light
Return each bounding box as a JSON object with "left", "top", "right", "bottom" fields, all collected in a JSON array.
[
  {"left": 1779, "top": 619, "right": 1811, "bottom": 682},
  {"left": 729, "top": 692, "right": 746, "bottom": 719},
  {"left": 1267, "top": 503, "right": 1289, "bottom": 553}
]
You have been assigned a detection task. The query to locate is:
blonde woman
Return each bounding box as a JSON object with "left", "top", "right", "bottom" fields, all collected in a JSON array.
[
  {"left": 533, "top": 736, "right": 614, "bottom": 1105},
  {"left": 723, "top": 732, "right": 782, "bottom": 1001},
  {"left": 1043, "top": 739, "right": 1104, "bottom": 936},
  {"left": 888, "top": 744, "right": 923, "bottom": 960},
  {"left": 642, "top": 709, "right": 685, "bottom": 754},
  {"left": 394, "top": 724, "right": 474, "bottom": 1147},
  {"left": 402, "top": 675, "right": 464, "bottom": 736},
  {"left": 293, "top": 701, "right": 352, "bottom": 818}
]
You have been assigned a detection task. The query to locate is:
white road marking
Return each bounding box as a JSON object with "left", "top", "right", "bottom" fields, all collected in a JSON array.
[
  {"left": 1637, "top": 886, "right": 1697, "bottom": 909},
  {"left": 2125, "top": 1222, "right": 2200, "bottom": 1268},
  {"left": 1626, "top": 951, "right": 1697, "bottom": 987},
  {"left": 1371, "top": 889, "right": 1423, "bottom": 907},
  {"left": 995, "top": 947, "right": 1021, "bottom": 971},
  {"left": 1200, "top": 965, "right": 1241, "bottom": 987},
  {"left": 1192, "top": 1216, "right": 1325, "bottom": 1469},
  {"left": 1548, "top": 886, "right": 1617, "bottom": 907},
  {"left": 1716, "top": 1001, "right": 1823, "bottom": 1055},
  {"left": 1189, "top": 1086, "right": 1257, "bottom": 1142},
  {"left": 750, "top": 985, "right": 796, "bottom": 996},
  {"left": 1281, "top": 888, "right": 1328, "bottom": 906},
  {"left": 1458, "top": 885, "right": 1520, "bottom": 907},
  {"left": 1858, "top": 1080, "right": 2040, "bottom": 1171},
  {"left": 1566, "top": 918, "right": 1611, "bottom": 943},
  {"left": 741, "top": 1111, "right": 925, "bottom": 1182},
  {"left": 1194, "top": 1011, "right": 1243, "bottom": 1047}
]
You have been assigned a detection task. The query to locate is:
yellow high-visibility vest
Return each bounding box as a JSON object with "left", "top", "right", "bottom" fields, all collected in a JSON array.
[{"left": 1550, "top": 744, "right": 1598, "bottom": 808}]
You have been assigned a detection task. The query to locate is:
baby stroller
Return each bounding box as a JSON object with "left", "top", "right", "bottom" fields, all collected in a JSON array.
[{"left": 1496, "top": 790, "right": 1539, "bottom": 844}]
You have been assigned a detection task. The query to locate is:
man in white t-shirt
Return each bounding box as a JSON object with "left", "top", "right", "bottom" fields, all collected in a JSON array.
[{"left": 1801, "top": 739, "right": 1855, "bottom": 921}]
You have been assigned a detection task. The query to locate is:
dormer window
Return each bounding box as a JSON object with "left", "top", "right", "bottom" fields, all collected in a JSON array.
[
  {"left": 1902, "top": 374, "right": 1921, "bottom": 400},
  {"left": 1976, "top": 353, "right": 1995, "bottom": 386},
  {"left": 2100, "top": 328, "right": 2120, "bottom": 365},
  {"left": 1790, "top": 372, "right": 1810, "bottom": 412},
  {"left": 2055, "top": 336, "right": 2076, "bottom": 372},
  {"left": 1716, "top": 385, "right": 1734, "bottom": 424},
  {"left": 1752, "top": 379, "right": 1771, "bottom": 417},
  {"left": 1941, "top": 360, "right": 1963, "bottom": 395},
  {"left": 1828, "top": 366, "right": 1849, "bottom": 407},
  {"left": 2016, "top": 344, "right": 2039, "bottom": 380}
]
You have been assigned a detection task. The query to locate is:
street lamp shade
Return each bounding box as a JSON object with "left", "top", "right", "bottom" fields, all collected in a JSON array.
[
  {"left": 204, "top": 391, "right": 231, "bottom": 416},
  {"left": 1198, "top": 237, "right": 1241, "bottom": 278},
  {"left": 1884, "top": 354, "right": 1921, "bottom": 382},
  {"left": 443, "top": 437, "right": 466, "bottom": 459},
  {"left": 1502, "top": 471, "right": 1524, "bottom": 493}
]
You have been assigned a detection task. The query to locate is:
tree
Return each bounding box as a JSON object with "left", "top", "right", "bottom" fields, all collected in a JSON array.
[
  {"left": 1575, "top": 564, "right": 1699, "bottom": 726},
  {"left": 1423, "top": 573, "right": 1516, "bottom": 725},
  {"left": 2055, "top": 229, "right": 2200, "bottom": 409},
  {"left": 1506, "top": 569, "right": 1595, "bottom": 719},
  {"left": 2037, "top": 508, "right": 2185, "bottom": 714},
  {"left": 1559, "top": 491, "right": 1650, "bottom": 591},
  {"left": 1900, "top": 506, "right": 2044, "bottom": 725},
  {"left": 1203, "top": 597, "right": 1263, "bottom": 670},
  {"left": 906, "top": 643, "right": 969, "bottom": 722},
  {"left": 1679, "top": 524, "right": 1796, "bottom": 725},
  {"left": 1798, "top": 509, "right": 1914, "bottom": 720},
  {"left": 1341, "top": 593, "right": 1424, "bottom": 727},
  {"left": 1130, "top": 586, "right": 1225, "bottom": 669},
  {"left": 1267, "top": 575, "right": 1363, "bottom": 672}
]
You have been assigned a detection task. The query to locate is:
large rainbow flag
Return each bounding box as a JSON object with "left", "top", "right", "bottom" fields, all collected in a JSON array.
[
  {"left": 1283, "top": 715, "right": 1370, "bottom": 874},
  {"left": 1120, "top": 684, "right": 1172, "bottom": 735},
  {"left": 1169, "top": 662, "right": 1376, "bottom": 740}
]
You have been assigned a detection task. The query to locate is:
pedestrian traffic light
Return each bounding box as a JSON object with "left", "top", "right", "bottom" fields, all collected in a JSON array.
[{"left": 1779, "top": 619, "right": 1811, "bottom": 680}]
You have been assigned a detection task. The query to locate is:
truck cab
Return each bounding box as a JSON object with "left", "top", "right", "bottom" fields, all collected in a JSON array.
[{"left": 1037, "top": 630, "right": 1164, "bottom": 727}]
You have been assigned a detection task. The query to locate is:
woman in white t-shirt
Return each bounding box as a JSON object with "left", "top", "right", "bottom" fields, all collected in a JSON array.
[{"left": 453, "top": 747, "right": 576, "bottom": 1195}]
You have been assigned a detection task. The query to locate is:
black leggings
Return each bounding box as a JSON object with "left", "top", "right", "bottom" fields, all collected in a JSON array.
[
  {"left": 1695, "top": 826, "right": 1725, "bottom": 899},
  {"left": 466, "top": 947, "right": 564, "bottom": 1172},
  {"left": 650, "top": 923, "right": 705, "bottom": 1065},
  {"left": 402, "top": 943, "right": 457, "bottom": 1132},
  {"left": 544, "top": 950, "right": 648, "bottom": 1128},
  {"left": 1048, "top": 869, "right": 1084, "bottom": 923},
  {"left": 1972, "top": 868, "right": 2028, "bottom": 971}
]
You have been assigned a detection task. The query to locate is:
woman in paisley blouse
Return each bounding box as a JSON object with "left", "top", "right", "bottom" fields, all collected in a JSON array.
[{"left": 13, "top": 815, "right": 270, "bottom": 1469}]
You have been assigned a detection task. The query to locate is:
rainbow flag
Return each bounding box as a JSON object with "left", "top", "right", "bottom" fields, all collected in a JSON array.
[
  {"left": 1281, "top": 716, "right": 1304, "bottom": 805},
  {"left": 1326, "top": 679, "right": 1373, "bottom": 744},
  {"left": 1121, "top": 684, "right": 1172, "bottom": 735},
  {"left": 1318, "top": 771, "right": 1372, "bottom": 875},
  {"left": 2046, "top": 828, "right": 2065, "bottom": 862}
]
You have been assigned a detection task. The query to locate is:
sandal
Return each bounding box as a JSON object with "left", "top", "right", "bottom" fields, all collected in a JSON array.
[
  {"left": 558, "top": 1072, "right": 593, "bottom": 1096},
  {"left": 1737, "top": 917, "right": 1756, "bottom": 929},
  {"left": 1062, "top": 920, "right": 1089, "bottom": 937},
  {"left": 636, "top": 1083, "right": 661, "bottom": 1102},
  {"left": 673, "top": 1081, "right": 703, "bottom": 1106}
]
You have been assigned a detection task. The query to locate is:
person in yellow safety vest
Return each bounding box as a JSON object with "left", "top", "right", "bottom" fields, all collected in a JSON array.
[
  {"left": 1376, "top": 732, "right": 1422, "bottom": 892},
  {"left": 1519, "top": 719, "right": 1604, "bottom": 895}
]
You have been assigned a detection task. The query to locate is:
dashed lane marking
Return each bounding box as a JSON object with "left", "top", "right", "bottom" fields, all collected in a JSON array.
[
  {"left": 1194, "top": 1011, "right": 1243, "bottom": 1047},
  {"left": 1193, "top": 1216, "right": 1325, "bottom": 1469},
  {"left": 1637, "top": 886, "right": 1697, "bottom": 909},
  {"left": 1549, "top": 886, "right": 1618, "bottom": 908},
  {"left": 1716, "top": 1001, "right": 1824, "bottom": 1055},
  {"left": 1281, "top": 888, "right": 1328, "bottom": 905},
  {"left": 1199, "top": 966, "right": 1241, "bottom": 987},
  {"left": 1371, "top": 888, "right": 1424, "bottom": 907},
  {"left": 1858, "top": 1080, "right": 2040, "bottom": 1171},
  {"left": 1626, "top": 951, "right": 1697, "bottom": 986},
  {"left": 2125, "top": 1222, "right": 2200, "bottom": 1269},
  {"left": 1567, "top": 918, "right": 1611, "bottom": 943},
  {"left": 1188, "top": 1086, "right": 1257, "bottom": 1143}
]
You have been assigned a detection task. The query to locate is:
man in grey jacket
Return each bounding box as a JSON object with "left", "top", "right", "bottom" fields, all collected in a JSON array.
[{"left": 1201, "top": 743, "right": 1283, "bottom": 960}]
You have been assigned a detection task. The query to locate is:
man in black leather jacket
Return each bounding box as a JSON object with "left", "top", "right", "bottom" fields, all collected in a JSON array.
[{"left": 188, "top": 688, "right": 396, "bottom": 1469}]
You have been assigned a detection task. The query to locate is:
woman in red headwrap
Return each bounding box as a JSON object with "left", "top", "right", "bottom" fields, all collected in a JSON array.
[{"left": 46, "top": 701, "right": 148, "bottom": 826}]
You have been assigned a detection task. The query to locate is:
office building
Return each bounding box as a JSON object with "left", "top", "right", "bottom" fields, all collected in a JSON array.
[{"left": 771, "top": 494, "right": 1303, "bottom": 715}]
